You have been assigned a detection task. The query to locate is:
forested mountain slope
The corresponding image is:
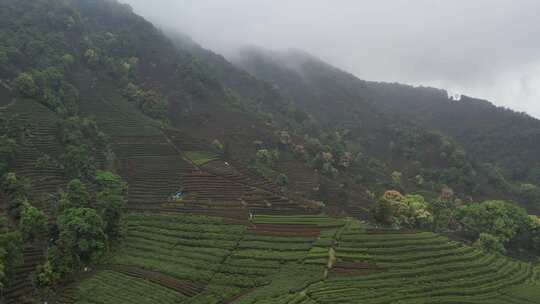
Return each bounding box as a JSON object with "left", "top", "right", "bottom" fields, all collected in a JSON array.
[
  {"left": 0, "top": 0, "right": 538, "bottom": 303},
  {"left": 235, "top": 47, "right": 540, "bottom": 212}
]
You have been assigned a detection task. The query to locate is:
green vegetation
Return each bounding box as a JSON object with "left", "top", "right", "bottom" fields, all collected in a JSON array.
[
  {"left": 19, "top": 202, "right": 48, "bottom": 241},
  {"left": 303, "top": 226, "right": 536, "bottom": 304},
  {"left": 123, "top": 83, "right": 169, "bottom": 122},
  {"left": 456, "top": 200, "right": 530, "bottom": 243},
  {"left": 1, "top": 172, "right": 30, "bottom": 218},
  {"left": 103, "top": 213, "right": 333, "bottom": 302},
  {"left": 252, "top": 215, "right": 345, "bottom": 227},
  {"left": 1, "top": 0, "right": 540, "bottom": 303},
  {"left": 185, "top": 151, "right": 218, "bottom": 166},
  {"left": 76, "top": 270, "right": 186, "bottom": 304},
  {"left": 0, "top": 115, "right": 27, "bottom": 176},
  {"left": 370, "top": 190, "right": 540, "bottom": 257},
  {"left": 475, "top": 233, "right": 506, "bottom": 255},
  {"left": 36, "top": 171, "right": 126, "bottom": 288},
  {"left": 111, "top": 213, "right": 246, "bottom": 283},
  {"left": 370, "top": 190, "right": 433, "bottom": 228},
  {"left": 0, "top": 217, "right": 23, "bottom": 293},
  {"left": 95, "top": 170, "right": 128, "bottom": 239},
  {"left": 501, "top": 283, "right": 540, "bottom": 303},
  {"left": 58, "top": 116, "right": 109, "bottom": 179},
  {"left": 57, "top": 207, "right": 107, "bottom": 264}
]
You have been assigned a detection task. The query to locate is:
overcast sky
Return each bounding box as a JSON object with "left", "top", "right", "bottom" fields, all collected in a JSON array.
[{"left": 121, "top": 0, "right": 540, "bottom": 118}]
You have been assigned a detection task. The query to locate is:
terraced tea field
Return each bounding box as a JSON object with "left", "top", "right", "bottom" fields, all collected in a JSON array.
[
  {"left": 180, "top": 161, "right": 320, "bottom": 216},
  {"left": 76, "top": 270, "right": 188, "bottom": 304},
  {"left": 1, "top": 99, "right": 68, "bottom": 304},
  {"left": 65, "top": 213, "right": 538, "bottom": 304},
  {"left": 3, "top": 243, "right": 46, "bottom": 304},
  {"left": 113, "top": 135, "right": 195, "bottom": 210},
  {"left": 77, "top": 77, "right": 162, "bottom": 137},
  {"left": 109, "top": 213, "right": 245, "bottom": 284},
  {"left": 304, "top": 227, "right": 538, "bottom": 304},
  {"left": 3, "top": 99, "right": 69, "bottom": 213}
]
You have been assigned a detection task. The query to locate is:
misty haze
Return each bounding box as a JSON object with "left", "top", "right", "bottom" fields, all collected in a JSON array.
[
  {"left": 1, "top": 1, "right": 539, "bottom": 303},
  {"left": 125, "top": 0, "right": 540, "bottom": 119}
]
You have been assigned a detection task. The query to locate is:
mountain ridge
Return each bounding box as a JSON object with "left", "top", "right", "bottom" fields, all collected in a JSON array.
[{"left": 0, "top": 0, "right": 539, "bottom": 303}]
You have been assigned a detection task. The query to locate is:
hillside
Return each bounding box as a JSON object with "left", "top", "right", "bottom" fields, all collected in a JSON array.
[
  {"left": 235, "top": 47, "right": 540, "bottom": 213},
  {"left": 0, "top": 0, "right": 539, "bottom": 303}
]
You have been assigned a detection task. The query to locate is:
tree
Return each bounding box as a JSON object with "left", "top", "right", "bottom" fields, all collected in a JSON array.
[
  {"left": 0, "top": 136, "right": 17, "bottom": 176},
  {"left": 338, "top": 152, "right": 353, "bottom": 169},
  {"left": 36, "top": 245, "right": 74, "bottom": 288},
  {"left": 393, "top": 194, "right": 433, "bottom": 229},
  {"left": 65, "top": 179, "right": 90, "bottom": 208},
  {"left": 370, "top": 195, "right": 393, "bottom": 226},
  {"left": 430, "top": 199, "right": 456, "bottom": 232},
  {"left": 277, "top": 130, "right": 291, "bottom": 147},
  {"left": 14, "top": 73, "right": 37, "bottom": 97},
  {"left": 256, "top": 149, "right": 278, "bottom": 166},
  {"left": 19, "top": 202, "right": 48, "bottom": 241},
  {"left": 95, "top": 171, "right": 127, "bottom": 239},
  {"left": 57, "top": 208, "right": 107, "bottom": 266},
  {"left": 517, "top": 183, "right": 540, "bottom": 207},
  {"left": 371, "top": 191, "right": 433, "bottom": 229},
  {"left": 141, "top": 98, "right": 168, "bottom": 121},
  {"left": 0, "top": 218, "right": 23, "bottom": 292},
  {"left": 95, "top": 191, "right": 124, "bottom": 239},
  {"left": 1, "top": 172, "right": 28, "bottom": 198},
  {"left": 321, "top": 162, "right": 338, "bottom": 178},
  {"left": 456, "top": 200, "right": 530, "bottom": 243},
  {"left": 275, "top": 173, "right": 289, "bottom": 187},
  {"left": 305, "top": 137, "right": 323, "bottom": 157},
  {"left": 529, "top": 216, "right": 540, "bottom": 253},
  {"left": 1, "top": 172, "right": 30, "bottom": 217},
  {"left": 95, "top": 171, "right": 126, "bottom": 194},
  {"left": 123, "top": 82, "right": 142, "bottom": 103},
  {"left": 391, "top": 171, "right": 403, "bottom": 189},
  {"left": 84, "top": 49, "right": 99, "bottom": 66},
  {"left": 58, "top": 116, "right": 107, "bottom": 149},
  {"left": 0, "top": 48, "right": 7, "bottom": 67},
  {"left": 429, "top": 187, "right": 458, "bottom": 232},
  {"left": 62, "top": 145, "right": 95, "bottom": 179},
  {"left": 475, "top": 233, "right": 506, "bottom": 255},
  {"left": 212, "top": 139, "right": 224, "bottom": 152},
  {"left": 61, "top": 54, "right": 75, "bottom": 69},
  {"left": 123, "top": 84, "right": 168, "bottom": 121},
  {"left": 35, "top": 260, "right": 61, "bottom": 289}
]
